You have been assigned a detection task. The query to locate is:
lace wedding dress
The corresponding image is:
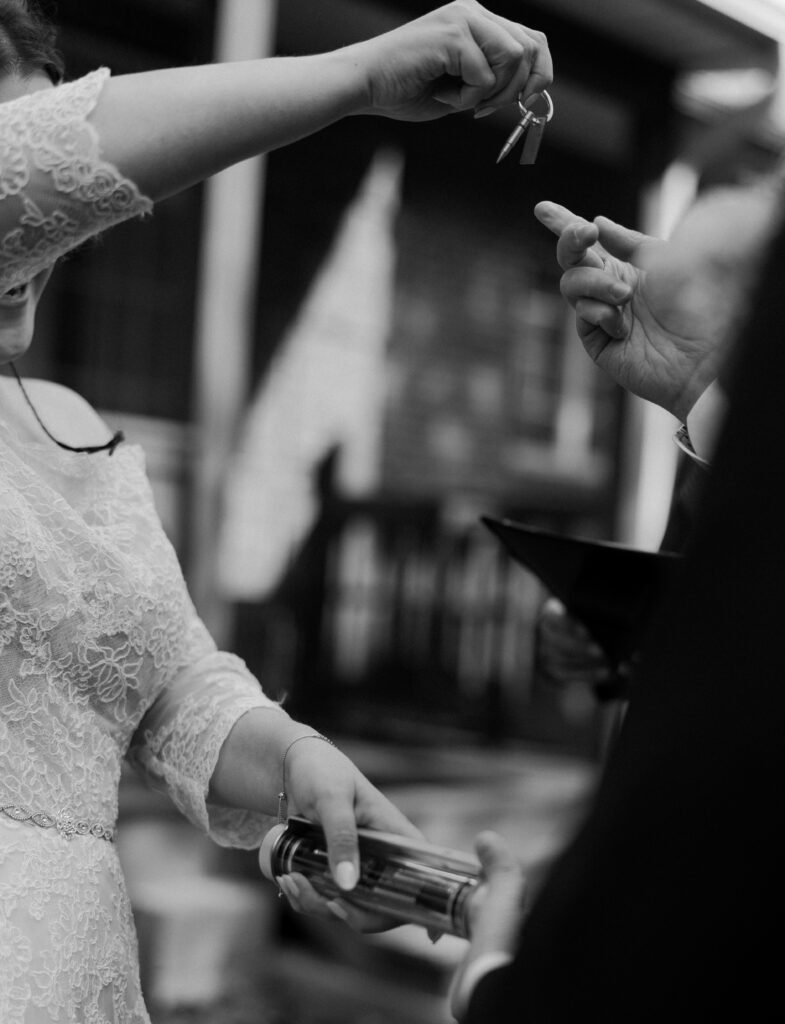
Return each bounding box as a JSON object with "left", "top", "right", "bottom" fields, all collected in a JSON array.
[{"left": 0, "top": 70, "right": 277, "bottom": 1023}]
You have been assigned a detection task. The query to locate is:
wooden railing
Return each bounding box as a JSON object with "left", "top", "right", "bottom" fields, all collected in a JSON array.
[{"left": 233, "top": 483, "right": 610, "bottom": 756}]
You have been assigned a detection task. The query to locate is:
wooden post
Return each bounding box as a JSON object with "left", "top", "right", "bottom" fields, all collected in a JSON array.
[
  {"left": 188, "top": 0, "right": 278, "bottom": 644},
  {"left": 615, "top": 162, "right": 700, "bottom": 549}
]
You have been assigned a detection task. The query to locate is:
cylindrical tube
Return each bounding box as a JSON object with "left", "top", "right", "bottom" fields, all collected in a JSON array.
[{"left": 258, "top": 816, "right": 480, "bottom": 938}]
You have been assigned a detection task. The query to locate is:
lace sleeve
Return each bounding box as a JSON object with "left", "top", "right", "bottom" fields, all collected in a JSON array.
[
  {"left": 127, "top": 646, "right": 285, "bottom": 849},
  {"left": 0, "top": 67, "right": 152, "bottom": 294}
]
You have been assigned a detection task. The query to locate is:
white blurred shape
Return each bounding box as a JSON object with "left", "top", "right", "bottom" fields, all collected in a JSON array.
[
  {"left": 616, "top": 162, "right": 700, "bottom": 550},
  {"left": 679, "top": 67, "right": 776, "bottom": 109},
  {"left": 697, "top": 0, "right": 785, "bottom": 38},
  {"left": 218, "top": 148, "right": 403, "bottom": 599}
]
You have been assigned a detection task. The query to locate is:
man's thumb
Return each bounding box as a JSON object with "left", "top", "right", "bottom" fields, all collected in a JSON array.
[
  {"left": 594, "top": 215, "right": 656, "bottom": 261},
  {"left": 475, "top": 831, "right": 520, "bottom": 875}
]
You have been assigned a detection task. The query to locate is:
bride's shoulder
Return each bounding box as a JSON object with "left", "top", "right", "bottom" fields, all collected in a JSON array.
[
  {"left": 0, "top": 375, "right": 113, "bottom": 448},
  {"left": 26, "top": 378, "right": 104, "bottom": 419}
]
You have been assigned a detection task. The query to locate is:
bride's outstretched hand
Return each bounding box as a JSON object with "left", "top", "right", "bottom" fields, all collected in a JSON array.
[{"left": 352, "top": 0, "right": 551, "bottom": 121}]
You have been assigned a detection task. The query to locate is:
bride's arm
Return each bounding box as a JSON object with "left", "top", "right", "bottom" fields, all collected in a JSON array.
[
  {"left": 87, "top": 1, "right": 551, "bottom": 200},
  {"left": 0, "top": 2, "right": 550, "bottom": 293}
]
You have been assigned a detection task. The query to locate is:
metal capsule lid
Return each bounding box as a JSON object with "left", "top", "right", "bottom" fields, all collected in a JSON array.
[{"left": 258, "top": 822, "right": 288, "bottom": 881}]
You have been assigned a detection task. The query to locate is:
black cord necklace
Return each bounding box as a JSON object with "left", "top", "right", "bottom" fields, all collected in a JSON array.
[{"left": 10, "top": 363, "right": 124, "bottom": 456}]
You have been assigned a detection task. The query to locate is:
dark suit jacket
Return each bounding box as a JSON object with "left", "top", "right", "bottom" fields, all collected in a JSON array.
[
  {"left": 466, "top": 221, "right": 785, "bottom": 1021},
  {"left": 659, "top": 451, "right": 706, "bottom": 554}
]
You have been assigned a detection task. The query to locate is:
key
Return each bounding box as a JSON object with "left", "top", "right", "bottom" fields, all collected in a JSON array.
[
  {"left": 495, "top": 90, "right": 553, "bottom": 165},
  {"left": 519, "top": 118, "right": 545, "bottom": 164},
  {"left": 496, "top": 108, "right": 535, "bottom": 165}
]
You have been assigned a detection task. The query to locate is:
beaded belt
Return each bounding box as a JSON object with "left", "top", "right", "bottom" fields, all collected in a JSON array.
[{"left": 0, "top": 803, "right": 115, "bottom": 842}]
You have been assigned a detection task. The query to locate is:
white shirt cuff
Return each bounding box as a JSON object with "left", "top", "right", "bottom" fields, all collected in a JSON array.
[
  {"left": 674, "top": 423, "right": 709, "bottom": 467},
  {"left": 677, "top": 380, "right": 728, "bottom": 465}
]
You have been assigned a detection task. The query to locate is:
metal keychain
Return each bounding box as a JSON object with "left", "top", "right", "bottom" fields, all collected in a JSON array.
[{"left": 496, "top": 89, "right": 553, "bottom": 165}]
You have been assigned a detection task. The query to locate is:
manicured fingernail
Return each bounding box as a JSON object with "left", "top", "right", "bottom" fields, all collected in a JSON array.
[
  {"left": 335, "top": 861, "right": 358, "bottom": 891},
  {"left": 473, "top": 106, "right": 495, "bottom": 119},
  {"left": 327, "top": 900, "right": 349, "bottom": 921},
  {"left": 611, "top": 283, "right": 630, "bottom": 301}
]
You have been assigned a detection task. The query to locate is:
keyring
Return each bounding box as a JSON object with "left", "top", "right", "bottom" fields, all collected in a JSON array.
[
  {"left": 518, "top": 89, "right": 553, "bottom": 123},
  {"left": 496, "top": 89, "right": 554, "bottom": 165}
]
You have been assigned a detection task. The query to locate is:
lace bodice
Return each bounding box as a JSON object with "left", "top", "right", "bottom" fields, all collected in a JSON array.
[
  {"left": 0, "top": 432, "right": 276, "bottom": 843},
  {"left": 1, "top": 70, "right": 277, "bottom": 1023}
]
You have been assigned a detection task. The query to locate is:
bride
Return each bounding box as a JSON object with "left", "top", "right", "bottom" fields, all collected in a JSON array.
[{"left": 0, "top": 2, "right": 551, "bottom": 1020}]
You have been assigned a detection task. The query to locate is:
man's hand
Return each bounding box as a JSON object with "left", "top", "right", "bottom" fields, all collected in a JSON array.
[
  {"left": 537, "top": 597, "right": 613, "bottom": 690},
  {"left": 450, "top": 831, "right": 527, "bottom": 1020},
  {"left": 535, "top": 188, "right": 777, "bottom": 422}
]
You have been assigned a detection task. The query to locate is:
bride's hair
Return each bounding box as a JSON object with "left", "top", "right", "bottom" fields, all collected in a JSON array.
[{"left": 0, "top": 0, "right": 64, "bottom": 84}]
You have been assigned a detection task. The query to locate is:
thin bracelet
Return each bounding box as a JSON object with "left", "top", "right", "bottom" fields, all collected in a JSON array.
[{"left": 277, "top": 734, "right": 335, "bottom": 824}]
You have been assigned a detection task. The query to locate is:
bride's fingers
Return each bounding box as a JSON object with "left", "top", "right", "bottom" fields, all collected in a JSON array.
[{"left": 278, "top": 873, "right": 398, "bottom": 933}]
